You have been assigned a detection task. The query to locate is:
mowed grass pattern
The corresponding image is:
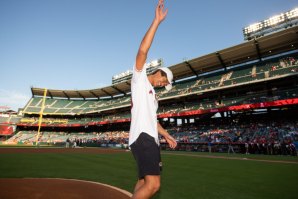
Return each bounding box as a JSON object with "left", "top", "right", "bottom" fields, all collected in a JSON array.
[{"left": 0, "top": 149, "right": 297, "bottom": 199}]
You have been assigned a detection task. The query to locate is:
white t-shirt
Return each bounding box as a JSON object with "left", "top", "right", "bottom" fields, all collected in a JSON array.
[{"left": 129, "top": 64, "right": 159, "bottom": 146}]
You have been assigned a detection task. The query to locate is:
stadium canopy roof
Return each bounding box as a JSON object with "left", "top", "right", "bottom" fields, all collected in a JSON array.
[
  {"left": 31, "top": 82, "right": 131, "bottom": 99},
  {"left": 31, "top": 26, "right": 298, "bottom": 99},
  {"left": 171, "top": 26, "right": 298, "bottom": 80}
]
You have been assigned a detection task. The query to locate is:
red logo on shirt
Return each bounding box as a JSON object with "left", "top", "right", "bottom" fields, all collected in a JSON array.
[{"left": 149, "top": 90, "right": 153, "bottom": 94}]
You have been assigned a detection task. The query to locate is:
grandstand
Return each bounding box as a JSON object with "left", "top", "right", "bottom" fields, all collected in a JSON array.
[{"left": 5, "top": 25, "right": 298, "bottom": 154}]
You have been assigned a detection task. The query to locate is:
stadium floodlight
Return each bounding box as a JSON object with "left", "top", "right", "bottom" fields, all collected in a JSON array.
[
  {"left": 244, "top": 22, "right": 263, "bottom": 34},
  {"left": 150, "top": 59, "right": 161, "bottom": 67},
  {"left": 264, "top": 14, "right": 285, "bottom": 27},
  {"left": 243, "top": 7, "right": 298, "bottom": 40},
  {"left": 112, "top": 58, "right": 163, "bottom": 84},
  {"left": 286, "top": 8, "right": 298, "bottom": 19}
]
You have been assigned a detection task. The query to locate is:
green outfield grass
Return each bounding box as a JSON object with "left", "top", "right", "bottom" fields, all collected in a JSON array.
[{"left": 0, "top": 148, "right": 297, "bottom": 199}]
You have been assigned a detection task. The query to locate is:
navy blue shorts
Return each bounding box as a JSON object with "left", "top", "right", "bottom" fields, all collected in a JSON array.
[{"left": 130, "top": 132, "right": 162, "bottom": 179}]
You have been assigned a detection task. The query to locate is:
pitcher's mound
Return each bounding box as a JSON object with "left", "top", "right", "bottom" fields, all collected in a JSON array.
[{"left": 0, "top": 178, "right": 132, "bottom": 199}]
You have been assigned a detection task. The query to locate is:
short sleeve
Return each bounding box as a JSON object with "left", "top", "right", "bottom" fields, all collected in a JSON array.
[{"left": 132, "top": 63, "right": 147, "bottom": 83}]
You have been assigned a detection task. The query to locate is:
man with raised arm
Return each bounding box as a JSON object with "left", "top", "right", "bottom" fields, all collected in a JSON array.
[{"left": 129, "top": 0, "right": 177, "bottom": 198}]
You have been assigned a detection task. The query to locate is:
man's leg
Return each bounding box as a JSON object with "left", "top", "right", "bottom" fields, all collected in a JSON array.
[
  {"left": 132, "top": 175, "right": 160, "bottom": 199},
  {"left": 134, "top": 179, "right": 145, "bottom": 193}
]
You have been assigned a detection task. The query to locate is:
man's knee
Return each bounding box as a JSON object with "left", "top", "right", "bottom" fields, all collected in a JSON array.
[
  {"left": 151, "top": 181, "right": 160, "bottom": 193},
  {"left": 146, "top": 182, "right": 160, "bottom": 195},
  {"left": 145, "top": 176, "right": 160, "bottom": 194}
]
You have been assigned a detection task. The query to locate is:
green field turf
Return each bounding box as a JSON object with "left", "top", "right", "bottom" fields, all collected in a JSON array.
[{"left": 0, "top": 148, "right": 297, "bottom": 199}]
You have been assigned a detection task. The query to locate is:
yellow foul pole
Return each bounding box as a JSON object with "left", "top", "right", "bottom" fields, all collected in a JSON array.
[{"left": 35, "top": 88, "right": 47, "bottom": 145}]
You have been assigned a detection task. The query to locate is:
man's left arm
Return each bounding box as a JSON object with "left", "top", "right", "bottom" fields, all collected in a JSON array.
[{"left": 157, "top": 122, "right": 177, "bottom": 149}]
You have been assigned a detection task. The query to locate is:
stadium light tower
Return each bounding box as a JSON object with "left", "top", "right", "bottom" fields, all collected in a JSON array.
[
  {"left": 243, "top": 7, "right": 298, "bottom": 40},
  {"left": 112, "top": 58, "right": 163, "bottom": 84}
]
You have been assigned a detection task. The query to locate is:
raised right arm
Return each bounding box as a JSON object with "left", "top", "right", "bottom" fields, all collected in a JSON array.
[{"left": 135, "top": 0, "right": 168, "bottom": 71}]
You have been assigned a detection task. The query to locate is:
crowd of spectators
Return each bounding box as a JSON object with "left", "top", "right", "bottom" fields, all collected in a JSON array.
[
  {"left": 6, "top": 116, "right": 297, "bottom": 156},
  {"left": 160, "top": 118, "right": 297, "bottom": 156}
]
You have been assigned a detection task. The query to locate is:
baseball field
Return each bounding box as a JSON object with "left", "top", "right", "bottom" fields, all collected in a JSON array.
[{"left": 0, "top": 147, "right": 297, "bottom": 199}]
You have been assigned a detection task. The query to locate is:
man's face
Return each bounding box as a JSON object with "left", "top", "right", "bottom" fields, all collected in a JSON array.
[{"left": 153, "top": 71, "right": 169, "bottom": 88}]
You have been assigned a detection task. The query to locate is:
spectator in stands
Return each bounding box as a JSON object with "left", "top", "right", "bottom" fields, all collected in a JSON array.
[
  {"left": 72, "top": 139, "right": 77, "bottom": 148},
  {"left": 245, "top": 138, "right": 249, "bottom": 155},
  {"left": 208, "top": 138, "right": 212, "bottom": 153},
  {"left": 65, "top": 137, "right": 70, "bottom": 148},
  {"left": 227, "top": 136, "right": 235, "bottom": 154},
  {"left": 129, "top": 1, "right": 177, "bottom": 198},
  {"left": 289, "top": 142, "right": 297, "bottom": 156}
]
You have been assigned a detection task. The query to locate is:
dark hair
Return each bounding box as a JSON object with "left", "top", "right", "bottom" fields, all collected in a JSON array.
[{"left": 152, "top": 69, "right": 167, "bottom": 77}]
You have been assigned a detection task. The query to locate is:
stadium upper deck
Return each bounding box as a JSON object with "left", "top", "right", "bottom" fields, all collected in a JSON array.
[{"left": 23, "top": 56, "right": 298, "bottom": 115}]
